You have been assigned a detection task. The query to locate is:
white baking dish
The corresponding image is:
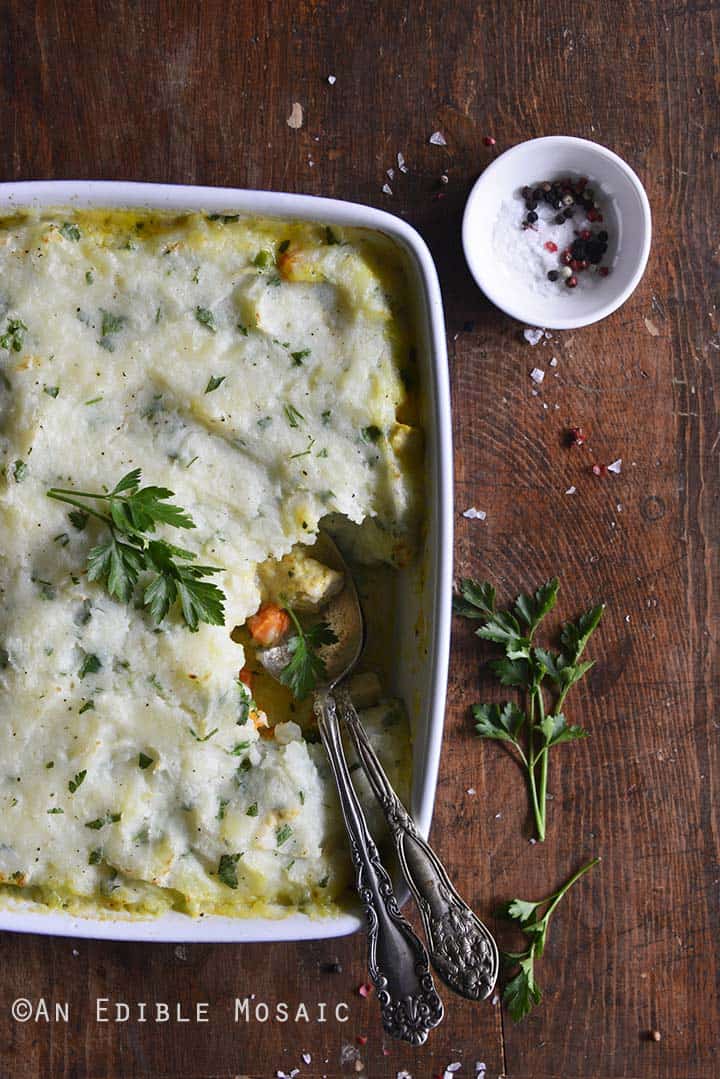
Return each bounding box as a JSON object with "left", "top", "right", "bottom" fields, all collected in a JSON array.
[{"left": 0, "top": 181, "right": 452, "bottom": 942}]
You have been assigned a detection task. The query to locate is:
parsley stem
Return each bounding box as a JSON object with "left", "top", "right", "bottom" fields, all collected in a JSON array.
[
  {"left": 536, "top": 684, "right": 548, "bottom": 843},
  {"left": 526, "top": 692, "right": 544, "bottom": 841},
  {"left": 536, "top": 855, "right": 600, "bottom": 954},
  {"left": 46, "top": 490, "right": 113, "bottom": 527}
]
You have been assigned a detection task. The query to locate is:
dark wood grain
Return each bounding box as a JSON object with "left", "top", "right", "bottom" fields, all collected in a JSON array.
[{"left": 0, "top": 1, "right": 718, "bottom": 1076}]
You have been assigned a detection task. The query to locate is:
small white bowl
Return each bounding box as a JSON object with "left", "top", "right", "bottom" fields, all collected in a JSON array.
[{"left": 462, "top": 136, "right": 652, "bottom": 330}]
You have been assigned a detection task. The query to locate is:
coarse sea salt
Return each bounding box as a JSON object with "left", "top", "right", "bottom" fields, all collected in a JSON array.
[
  {"left": 429, "top": 131, "right": 447, "bottom": 146},
  {"left": 492, "top": 188, "right": 616, "bottom": 298},
  {"left": 462, "top": 507, "right": 486, "bottom": 520},
  {"left": 608, "top": 458, "right": 622, "bottom": 474},
  {"left": 523, "top": 327, "right": 544, "bottom": 346},
  {"left": 530, "top": 367, "right": 545, "bottom": 384}
]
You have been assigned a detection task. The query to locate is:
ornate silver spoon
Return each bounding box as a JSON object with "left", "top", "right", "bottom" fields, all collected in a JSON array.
[
  {"left": 258, "top": 534, "right": 444, "bottom": 1045},
  {"left": 257, "top": 531, "right": 499, "bottom": 1007}
]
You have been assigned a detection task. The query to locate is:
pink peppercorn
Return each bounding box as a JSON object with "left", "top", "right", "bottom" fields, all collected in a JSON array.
[
  {"left": 566, "top": 275, "right": 578, "bottom": 288},
  {"left": 483, "top": 135, "right": 496, "bottom": 146},
  {"left": 544, "top": 241, "right": 558, "bottom": 252}
]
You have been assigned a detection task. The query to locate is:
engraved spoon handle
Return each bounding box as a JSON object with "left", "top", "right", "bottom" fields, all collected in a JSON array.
[
  {"left": 336, "top": 688, "right": 500, "bottom": 1002},
  {"left": 314, "top": 690, "right": 444, "bottom": 1045}
]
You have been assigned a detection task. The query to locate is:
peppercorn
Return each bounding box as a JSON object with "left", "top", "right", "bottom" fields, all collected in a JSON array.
[
  {"left": 525, "top": 199, "right": 538, "bottom": 211},
  {"left": 566, "top": 275, "right": 578, "bottom": 288},
  {"left": 526, "top": 211, "right": 538, "bottom": 223},
  {"left": 533, "top": 187, "right": 543, "bottom": 200},
  {"left": 541, "top": 182, "right": 552, "bottom": 192},
  {"left": 561, "top": 249, "right": 573, "bottom": 265},
  {"left": 599, "top": 266, "right": 610, "bottom": 277},
  {"left": 558, "top": 266, "right": 572, "bottom": 280},
  {"left": 568, "top": 426, "right": 587, "bottom": 447},
  {"left": 562, "top": 193, "right": 574, "bottom": 207},
  {"left": 563, "top": 207, "right": 574, "bottom": 218},
  {"left": 554, "top": 213, "right": 566, "bottom": 225},
  {"left": 598, "top": 230, "right": 608, "bottom": 241},
  {"left": 521, "top": 186, "right": 532, "bottom": 200},
  {"left": 547, "top": 270, "right": 559, "bottom": 282},
  {"left": 544, "top": 240, "right": 558, "bottom": 252}
]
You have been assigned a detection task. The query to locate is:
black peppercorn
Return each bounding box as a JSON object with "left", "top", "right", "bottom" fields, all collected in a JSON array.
[
  {"left": 525, "top": 199, "right": 538, "bottom": 211},
  {"left": 547, "top": 270, "right": 559, "bottom": 281},
  {"left": 554, "top": 213, "right": 565, "bottom": 225},
  {"left": 598, "top": 230, "right": 608, "bottom": 242},
  {"left": 526, "top": 211, "right": 538, "bottom": 223}
]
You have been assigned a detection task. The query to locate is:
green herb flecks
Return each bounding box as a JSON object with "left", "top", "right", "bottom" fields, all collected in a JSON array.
[
  {"left": 78, "top": 652, "right": 102, "bottom": 679},
  {"left": 205, "top": 374, "right": 226, "bottom": 394},
  {"left": 195, "top": 306, "right": 217, "bottom": 333},
  {"left": 501, "top": 857, "right": 600, "bottom": 1021},
  {"left": 291, "top": 348, "right": 311, "bottom": 366},
  {"left": 455, "top": 578, "right": 603, "bottom": 842},
  {"left": 189, "top": 726, "right": 218, "bottom": 742},
  {"left": 218, "top": 852, "right": 243, "bottom": 888},
  {"left": 246, "top": 802, "right": 258, "bottom": 817},
  {"left": 283, "top": 403, "right": 305, "bottom": 428},
  {"left": 275, "top": 824, "right": 293, "bottom": 847},
  {"left": 12, "top": 459, "right": 27, "bottom": 483},
  {"left": 44, "top": 385, "right": 60, "bottom": 398},
  {"left": 46, "top": 469, "right": 226, "bottom": 631},
  {"left": 278, "top": 607, "right": 338, "bottom": 700},
  {"left": 59, "top": 222, "right": 81, "bottom": 242},
  {"left": 0, "top": 317, "right": 27, "bottom": 353},
  {"left": 68, "top": 770, "right": 87, "bottom": 793},
  {"left": 98, "top": 309, "right": 126, "bottom": 351},
  {"left": 138, "top": 752, "right": 154, "bottom": 770}
]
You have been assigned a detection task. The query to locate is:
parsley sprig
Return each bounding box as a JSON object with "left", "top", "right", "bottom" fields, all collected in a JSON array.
[
  {"left": 455, "top": 578, "right": 603, "bottom": 841},
  {"left": 278, "top": 607, "right": 338, "bottom": 700},
  {"left": 46, "top": 469, "right": 225, "bottom": 631},
  {"left": 500, "top": 856, "right": 600, "bottom": 1021}
]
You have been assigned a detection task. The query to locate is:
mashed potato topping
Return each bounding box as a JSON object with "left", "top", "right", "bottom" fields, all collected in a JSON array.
[{"left": 0, "top": 210, "right": 422, "bottom": 918}]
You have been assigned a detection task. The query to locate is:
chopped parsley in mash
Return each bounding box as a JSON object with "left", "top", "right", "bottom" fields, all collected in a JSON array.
[{"left": 0, "top": 210, "right": 422, "bottom": 918}]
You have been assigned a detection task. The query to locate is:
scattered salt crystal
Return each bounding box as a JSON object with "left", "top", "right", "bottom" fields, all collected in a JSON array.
[
  {"left": 287, "top": 102, "right": 304, "bottom": 129},
  {"left": 466, "top": 787, "right": 476, "bottom": 796},
  {"left": 542, "top": 402, "right": 548, "bottom": 410},
  {"left": 523, "top": 327, "right": 544, "bottom": 346},
  {"left": 327, "top": 75, "right": 336, "bottom": 85},
  {"left": 607, "top": 458, "right": 622, "bottom": 474},
  {"left": 491, "top": 994, "right": 500, "bottom": 1006},
  {"left": 386, "top": 168, "right": 395, "bottom": 180},
  {"left": 462, "top": 507, "right": 486, "bottom": 520},
  {"left": 644, "top": 317, "right": 661, "bottom": 337},
  {"left": 625, "top": 615, "right": 631, "bottom": 623},
  {"left": 382, "top": 183, "right": 393, "bottom": 196},
  {"left": 494, "top": 812, "right": 501, "bottom": 819},
  {"left": 531, "top": 388, "right": 538, "bottom": 396},
  {"left": 475, "top": 1065, "right": 486, "bottom": 1076},
  {"left": 397, "top": 151, "right": 408, "bottom": 173},
  {"left": 529, "top": 837, "right": 537, "bottom": 845},
  {"left": 550, "top": 357, "right": 558, "bottom": 367},
  {"left": 429, "top": 130, "right": 447, "bottom": 146},
  {"left": 290, "top": 1072, "right": 299, "bottom": 1078},
  {"left": 72, "top": 948, "right": 79, "bottom": 957},
  {"left": 530, "top": 367, "right": 545, "bottom": 384},
  {"left": 565, "top": 485, "right": 576, "bottom": 495},
  {"left": 397, "top": 1072, "right": 413, "bottom": 1079},
  {"left": 446, "top": 1063, "right": 462, "bottom": 1072},
  {"left": 440, "top": 173, "right": 449, "bottom": 184},
  {"left": 302, "top": 1054, "right": 311, "bottom": 1065},
  {"left": 616, "top": 503, "right": 623, "bottom": 512}
]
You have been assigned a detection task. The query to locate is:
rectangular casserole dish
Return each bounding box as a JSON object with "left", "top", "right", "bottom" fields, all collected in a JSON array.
[{"left": 0, "top": 180, "right": 452, "bottom": 942}]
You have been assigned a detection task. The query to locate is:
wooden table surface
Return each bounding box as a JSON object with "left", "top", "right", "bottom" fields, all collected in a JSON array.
[{"left": 1, "top": 2, "right": 718, "bottom": 1077}]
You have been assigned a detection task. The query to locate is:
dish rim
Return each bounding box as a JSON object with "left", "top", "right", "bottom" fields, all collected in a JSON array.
[{"left": 0, "top": 180, "right": 453, "bottom": 942}]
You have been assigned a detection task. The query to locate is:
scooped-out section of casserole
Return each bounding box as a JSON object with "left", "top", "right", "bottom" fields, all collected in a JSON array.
[{"left": 0, "top": 209, "right": 423, "bottom": 919}]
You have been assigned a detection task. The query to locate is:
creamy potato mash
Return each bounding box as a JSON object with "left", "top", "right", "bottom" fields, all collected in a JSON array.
[{"left": 0, "top": 209, "right": 422, "bottom": 918}]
